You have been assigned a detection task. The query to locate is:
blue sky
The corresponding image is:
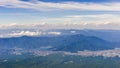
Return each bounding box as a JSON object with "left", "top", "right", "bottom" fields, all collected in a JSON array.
[{"left": 0, "top": 0, "right": 120, "bottom": 29}]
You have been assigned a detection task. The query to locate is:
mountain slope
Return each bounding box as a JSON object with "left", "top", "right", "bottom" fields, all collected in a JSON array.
[
  {"left": 0, "top": 34, "right": 114, "bottom": 52},
  {"left": 52, "top": 34, "right": 113, "bottom": 52}
]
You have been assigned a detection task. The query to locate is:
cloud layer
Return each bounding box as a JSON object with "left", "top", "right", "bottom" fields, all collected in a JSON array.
[
  {"left": 0, "top": 0, "right": 120, "bottom": 29},
  {"left": 11, "top": 47, "right": 120, "bottom": 58},
  {"left": 0, "top": 0, "right": 120, "bottom": 11},
  {"left": 0, "top": 20, "right": 120, "bottom": 30},
  {"left": 32, "top": 48, "right": 120, "bottom": 58}
]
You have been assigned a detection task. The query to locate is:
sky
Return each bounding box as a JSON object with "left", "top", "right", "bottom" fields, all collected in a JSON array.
[{"left": 0, "top": 0, "right": 120, "bottom": 29}]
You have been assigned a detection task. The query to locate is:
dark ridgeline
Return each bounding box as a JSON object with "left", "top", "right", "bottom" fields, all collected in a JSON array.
[{"left": 0, "top": 34, "right": 114, "bottom": 52}]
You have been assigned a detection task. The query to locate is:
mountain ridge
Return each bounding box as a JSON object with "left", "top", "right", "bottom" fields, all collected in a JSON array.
[{"left": 0, "top": 34, "right": 114, "bottom": 52}]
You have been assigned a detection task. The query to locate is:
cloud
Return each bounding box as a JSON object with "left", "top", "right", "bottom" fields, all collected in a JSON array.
[
  {"left": 63, "top": 48, "right": 120, "bottom": 58},
  {"left": 0, "top": 0, "right": 120, "bottom": 11},
  {"left": 48, "top": 32, "right": 61, "bottom": 35},
  {"left": 8, "top": 31, "right": 41, "bottom": 36},
  {"left": 25, "top": 48, "right": 120, "bottom": 58},
  {"left": 0, "top": 27, "right": 63, "bottom": 37},
  {"left": 65, "top": 14, "right": 115, "bottom": 18},
  {"left": 0, "top": 18, "right": 120, "bottom": 30},
  {"left": 0, "top": 14, "right": 120, "bottom": 30}
]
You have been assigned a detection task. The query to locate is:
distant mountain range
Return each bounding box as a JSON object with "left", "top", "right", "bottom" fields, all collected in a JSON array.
[
  {"left": 0, "top": 34, "right": 114, "bottom": 52},
  {"left": 0, "top": 29, "right": 120, "bottom": 42},
  {"left": 0, "top": 29, "right": 120, "bottom": 68}
]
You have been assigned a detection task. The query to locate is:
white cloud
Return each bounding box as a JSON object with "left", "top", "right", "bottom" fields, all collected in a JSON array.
[
  {"left": 0, "top": 19, "right": 120, "bottom": 30},
  {"left": 0, "top": 0, "right": 120, "bottom": 11},
  {"left": 64, "top": 48, "right": 120, "bottom": 58},
  {"left": 48, "top": 32, "right": 61, "bottom": 35},
  {"left": 27, "top": 48, "right": 120, "bottom": 58},
  {"left": 8, "top": 31, "right": 41, "bottom": 36},
  {"left": 0, "top": 14, "right": 120, "bottom": 30},
  {"left": 65, "top": 14, "right": 115, "bottom": 18}
]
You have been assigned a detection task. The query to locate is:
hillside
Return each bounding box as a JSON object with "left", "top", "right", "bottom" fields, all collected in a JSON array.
[{"left": 0, "top": 34, "right": 114, "bottom": 52}]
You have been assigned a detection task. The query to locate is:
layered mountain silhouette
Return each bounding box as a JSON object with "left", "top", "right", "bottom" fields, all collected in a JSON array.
[{"left": 0, "top": 34, "right": 114, "bottom": 52}]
